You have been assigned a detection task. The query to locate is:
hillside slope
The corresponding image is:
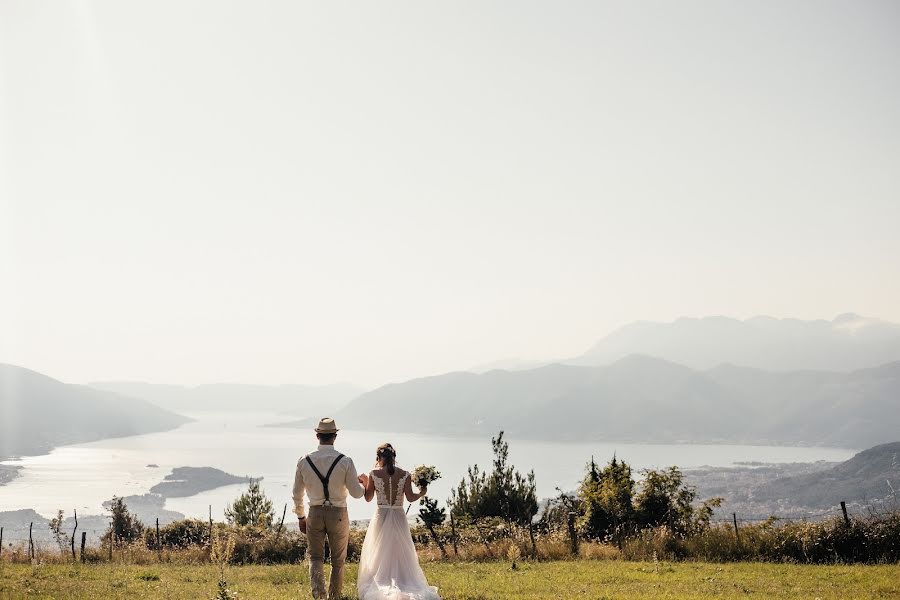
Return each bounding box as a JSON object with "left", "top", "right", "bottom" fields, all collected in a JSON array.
[{"left": 0, "top": 364, "right": 190, "bottom": 460}]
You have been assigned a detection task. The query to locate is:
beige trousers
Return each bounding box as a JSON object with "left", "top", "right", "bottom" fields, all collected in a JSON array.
[{"left": 306, "top": 505, "right": 350, "bottom": 600}]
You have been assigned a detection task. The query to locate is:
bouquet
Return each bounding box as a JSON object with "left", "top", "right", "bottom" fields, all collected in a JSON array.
[{"left": 411, "top": 465, "right": 441, "bottom": 491}]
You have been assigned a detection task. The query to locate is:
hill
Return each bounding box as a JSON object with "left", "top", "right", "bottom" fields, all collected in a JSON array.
[
  {"left": 88, "top": 381, "right": 362, "bottom": 416},
  {"left": 331, "top": 356, "right": 900, "bottom": 447},
  {"left": 0, "top": 364, "right": 190, "bottom": 461},
  {"left": 689, "top": 441, "right": 900, "bottom": 518},
  {"left": 568, "top": 314, "right": 900, "bottom": 372}
]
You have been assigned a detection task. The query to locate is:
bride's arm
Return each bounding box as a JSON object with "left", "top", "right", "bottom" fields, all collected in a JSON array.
[
  {"left": 404, "top": 475, "right": 426, "bottom": 502},
  {"left": 364, "top": 471, "right": 376, "bottom": 502}
]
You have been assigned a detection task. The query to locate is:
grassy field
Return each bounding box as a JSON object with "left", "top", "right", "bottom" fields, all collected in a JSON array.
[{"left": 1, "top": 560, "right": 898, "bottom": 599}]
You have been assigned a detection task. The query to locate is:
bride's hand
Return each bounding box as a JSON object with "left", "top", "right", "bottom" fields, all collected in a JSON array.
[{"left": 419, "top": 484, "right": 427, "bottom": 496}]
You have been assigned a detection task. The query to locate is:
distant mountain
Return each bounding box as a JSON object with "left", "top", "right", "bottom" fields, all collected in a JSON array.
[
  {"left": 469, "top": 358, "right": 549, "bottom": 374},
  {"left": 89, "top": 381, "right": 363, "bottom": 416},
  {"left": 0, "top": 364, "right": 189, "bottom": 461},
  {"left": 568, "top": 314, "right": 900, "bottom": 372},
  {"left": 332, "top": 356, "right": 900, "bottom": 447},
  {"left": 690, "top": 441, "right": 900, "bottom": 518}
]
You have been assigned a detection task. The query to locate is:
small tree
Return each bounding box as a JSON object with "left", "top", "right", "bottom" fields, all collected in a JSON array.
[
  {"left": 449, "top": 431, "right": 538, "bottom": 526},
  {"left": 225, "top": 480, "right": 274, "bottom": 528},
  {"left": 103, "top": 496, "right": 144, "bottom": 545},
  {"left": 578, "top": 455, "right": 636, "bottom": 543},
  {"left": 634, "top": 466, "right": 721, "bottom": 535},
  {"left": 48, "top": 509, "right": 68, "bottom": 553},
  {"left": 418, "top": 497, "right": 448, "bottom": 558}
]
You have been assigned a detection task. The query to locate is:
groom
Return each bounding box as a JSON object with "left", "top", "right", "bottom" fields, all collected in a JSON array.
[{"left": 293, "top": 417, "right": 368, "bottom": 600}]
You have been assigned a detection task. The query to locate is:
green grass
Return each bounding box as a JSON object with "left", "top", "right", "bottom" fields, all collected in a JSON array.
[{"left": 1, "top": 560, "right": 898, "bottom": 599}]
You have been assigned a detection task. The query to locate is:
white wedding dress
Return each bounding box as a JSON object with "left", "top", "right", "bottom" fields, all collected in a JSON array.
[{"left": 357, "top": 469, "right": 441, "bottom": 600}]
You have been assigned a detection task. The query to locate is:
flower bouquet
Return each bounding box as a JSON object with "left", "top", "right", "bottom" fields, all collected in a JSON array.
[
  {"left": 407, "top": 465, "right": 441, "bottom": 513},
  {"left": 411, "top": 464, "right": 441, "bottom": 490}
]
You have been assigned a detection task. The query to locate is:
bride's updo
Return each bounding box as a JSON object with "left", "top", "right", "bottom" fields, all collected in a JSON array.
[{"left": 376, "top": 443, "right": 396, "bottom": 476}]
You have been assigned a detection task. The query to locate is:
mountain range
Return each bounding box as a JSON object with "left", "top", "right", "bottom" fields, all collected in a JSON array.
[
  {"left": 0, "top": 363, "right": 189, "bottom": 461},
  {"left": 567, "top": 313, "right": 900, "bottom": 372},
  {"left": 332, "top": 355, "right": 900, "bottom": 447},
  {"left": 88, "top": 381, "right": 362, "bottom": 416}
]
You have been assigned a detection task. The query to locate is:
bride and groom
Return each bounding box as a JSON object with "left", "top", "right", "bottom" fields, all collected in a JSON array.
[{"left": 292, "top": 417, "right": 441, "bottom": 600}]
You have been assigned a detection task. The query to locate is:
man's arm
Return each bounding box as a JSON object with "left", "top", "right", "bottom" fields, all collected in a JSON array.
[
  {"left": 344, "top": 458, "right": 365, "bottom": 499},
  {"left": 292, "top": 459, "right": 307, "bottom": 518}
]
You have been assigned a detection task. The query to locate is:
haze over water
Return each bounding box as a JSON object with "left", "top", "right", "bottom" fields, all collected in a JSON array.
[{"left": 0, "top": 413, "right": 857, "bottom": 522}]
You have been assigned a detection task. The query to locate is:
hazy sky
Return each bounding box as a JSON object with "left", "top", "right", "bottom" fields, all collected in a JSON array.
[{"left": 1, "top": 1, "right": 899, "bottom": 388}]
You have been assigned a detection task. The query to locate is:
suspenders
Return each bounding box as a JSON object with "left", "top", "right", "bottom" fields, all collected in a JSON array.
[{"left": 306, "top": 453, "right": 345, "bottom": 507}]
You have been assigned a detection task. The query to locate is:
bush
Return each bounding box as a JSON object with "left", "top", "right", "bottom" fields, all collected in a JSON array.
[
  {"left": 225, "top": 480, "right": 275, "bottom": 528},
  {"left": 450, "top": 432, "right": 538, "bottom": 527},
  {"left": 144, "top": 519, "right": 211, "bottom": 550},
  {"left": 228, "top": 525, "right": 305, "bottom": 565}
]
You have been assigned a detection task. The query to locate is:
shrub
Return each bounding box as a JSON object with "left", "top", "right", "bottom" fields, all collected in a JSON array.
[
  {"left": 225, "top": 480, "right": 274, "bottom": 528},
  {"left": 450, "top": 432, "right": 538, "bottom": 527}
]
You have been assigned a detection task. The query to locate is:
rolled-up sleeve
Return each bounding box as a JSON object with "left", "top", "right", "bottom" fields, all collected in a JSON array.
[
  {"left": 292, "top": 459, "right": 306, "bottom": 517},
  {"left": 344, "top": 458, "right": 365, "bottom": 499}
]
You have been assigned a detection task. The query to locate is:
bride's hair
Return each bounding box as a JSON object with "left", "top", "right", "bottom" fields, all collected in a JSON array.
[{"left": 376, "top": 443, "right": 396, "bottom": 476}]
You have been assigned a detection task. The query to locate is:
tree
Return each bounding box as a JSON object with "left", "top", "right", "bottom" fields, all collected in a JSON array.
[
  {"left": 449, "top": 431, "right": 538, "bottom": 526},
  {"left": 418, "top": 497, "right": 448, "bottom": 558},
  {"left": 48, "top": 509, "right": 67, "bottom": 553},
  {"left": 103, "top": 496, "right": 144, "bottom": 545},
  {"left": 633, "top": 466, "right": 721, "bottom": 535},
  {"left": 225, "top": 479, "right": 274, "bottom": 528},
  {"left": 577, "top": 455, "right": 636, "bottom": 542}
]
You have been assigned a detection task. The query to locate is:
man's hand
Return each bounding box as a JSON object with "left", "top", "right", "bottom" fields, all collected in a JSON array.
[
  {"left": 298, "top": 517, "right": 307, "bottom": 534},
  {"left": 358, "top": 473, "right": 369, "bottom": 487}
]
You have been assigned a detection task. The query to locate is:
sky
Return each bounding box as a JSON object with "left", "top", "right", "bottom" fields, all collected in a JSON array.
[{"left": 1, "top": 1, "right": 899, "bottom": 388}]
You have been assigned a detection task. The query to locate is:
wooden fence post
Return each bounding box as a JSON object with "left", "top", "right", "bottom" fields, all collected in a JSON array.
[
  {"left": 449, "top": 513, "right": 459, "bottom": 557},
  {"left": 567, "top": 512, "right": 578, "bottom": 556},
  {"left": 156, "top": 518, "right": 161, "bottom": 556},
  {"left": 0, "top": 526, "right": 3, "bottom": 560},
  {"left": 71, "top": 509, "right": 78, "bottom": 562},
  {"left": 80, "top": 532, "right": 87, "bottom": 563},
  {"left": 29, "top": 522, "right": 34, "bottom": 560},
  {"left": 274, "top": 504, "right": 287, "bottom": 542},
  {"left": 840, "top": 501, "right": 851, "bottom": 526},
  {"left": 528, "top": 520, "right": 537, "bottom": 558},
  {"left": 733, "top": 513, "right": 740, "bottom": 543},
  {"left": 208, "top": 505, "right": 213, "bottom": 549}
]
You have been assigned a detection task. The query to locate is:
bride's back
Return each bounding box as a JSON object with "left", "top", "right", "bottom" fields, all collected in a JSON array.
[{"left": 371, "top": 467, "right": 408, "bottom": 506}]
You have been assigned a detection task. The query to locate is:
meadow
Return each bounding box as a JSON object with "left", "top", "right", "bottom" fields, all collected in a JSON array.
[{"left": 2, "top": 559, "right": 899, "bottom": 599}]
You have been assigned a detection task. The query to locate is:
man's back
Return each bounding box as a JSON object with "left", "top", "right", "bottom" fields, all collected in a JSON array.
[{"left": 293, "top": 444, "right": 365, "bottom": 515}]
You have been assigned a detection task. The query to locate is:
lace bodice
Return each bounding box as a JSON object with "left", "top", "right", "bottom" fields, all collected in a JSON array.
[{"left": 372, "top": 470, "right": 408, "bottom": 507}]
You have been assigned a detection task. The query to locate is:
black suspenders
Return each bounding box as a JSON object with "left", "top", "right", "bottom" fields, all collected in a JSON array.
[{"left": 306, "top": 453, "right": 345, "bottom": 506}]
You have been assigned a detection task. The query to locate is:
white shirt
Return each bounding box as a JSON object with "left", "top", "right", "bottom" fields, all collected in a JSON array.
[{"left": 292, "top": 444, "right": 365, "bottom": 517}]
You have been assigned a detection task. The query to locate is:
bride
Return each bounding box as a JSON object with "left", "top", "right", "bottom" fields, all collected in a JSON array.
[{"left": 357, "top": 443, "right": 442, "bottom": 600}]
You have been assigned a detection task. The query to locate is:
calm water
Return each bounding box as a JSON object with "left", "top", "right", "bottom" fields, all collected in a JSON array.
[{"left": 0, "top": 413, "right": 858, "bottom": 522}]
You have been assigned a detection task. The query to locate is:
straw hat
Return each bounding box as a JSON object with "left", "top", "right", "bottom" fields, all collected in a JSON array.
[{"left": 315, "top": 417, "right": 339, "bottom": 434}]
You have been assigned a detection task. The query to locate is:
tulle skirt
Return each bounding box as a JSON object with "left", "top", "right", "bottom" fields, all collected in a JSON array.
[{"left": 357, "top": 506, "right": 441, "bottom": 600}]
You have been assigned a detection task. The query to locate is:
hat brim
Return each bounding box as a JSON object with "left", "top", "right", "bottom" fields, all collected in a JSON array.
[{"left": 315, "top": 428, "right": 339, "bottom": 433}]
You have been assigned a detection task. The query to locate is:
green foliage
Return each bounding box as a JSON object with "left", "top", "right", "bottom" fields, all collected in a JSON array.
[
  {"left": 225, "top": 480, "right": 274, "bottom": 528},
  {"left": 145, "top": 519, "right": 210, "bottom": 549},
  {"left": 449, "top": 431, "right": 538, "bottom": 526},
  {"left": 103, "top": 496, "right": 145, "bottom": 545},
  {"left": 577, "top": 456, "right": 636, "bottom": 542},
  {"left": 633, "top": 466, "right": 722, "bottom": 535},
  {"left": 418, "top": 496, "right": 446, "bottom": 528}
]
